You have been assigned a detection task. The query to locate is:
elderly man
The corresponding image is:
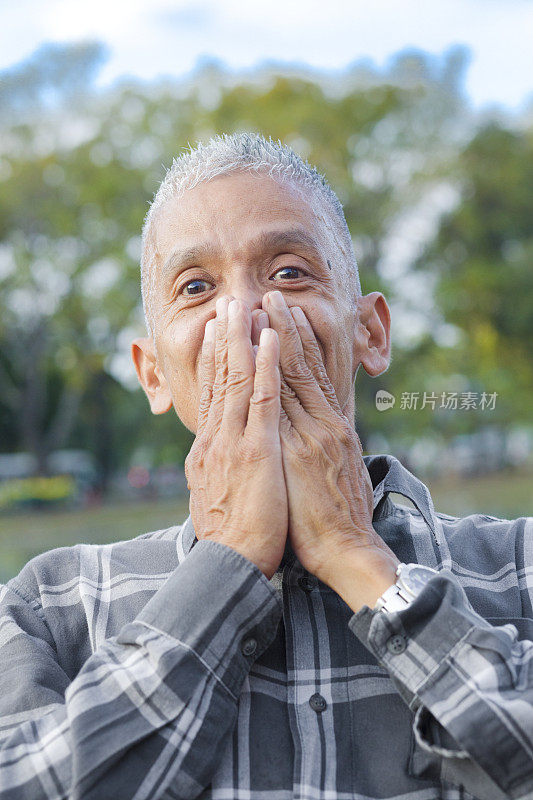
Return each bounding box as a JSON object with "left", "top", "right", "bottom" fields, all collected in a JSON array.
[{"left": 0, "top": 134, "right": 532, "bottom": 800}]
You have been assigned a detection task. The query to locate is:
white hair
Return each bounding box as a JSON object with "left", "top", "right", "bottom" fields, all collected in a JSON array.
[{"left": 141, "top": 132, "right": 360, "bottom": 335}]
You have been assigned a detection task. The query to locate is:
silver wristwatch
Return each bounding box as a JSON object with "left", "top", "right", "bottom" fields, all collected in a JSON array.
[{"left": 374, "top": 563, "right": 439, "bottom": 613}]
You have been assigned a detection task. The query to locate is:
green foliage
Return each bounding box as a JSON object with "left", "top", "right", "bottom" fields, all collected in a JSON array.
[
  {"left": 0, "top": 43, "right": 530, "bottom": 481},
  {"left": 413, "top": 123, "right": 533, "bottom": 430}
]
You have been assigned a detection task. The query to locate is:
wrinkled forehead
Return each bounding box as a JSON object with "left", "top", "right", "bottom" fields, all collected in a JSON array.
[{"left": 151, "top": 171, "right": 338, "bottom": 263}]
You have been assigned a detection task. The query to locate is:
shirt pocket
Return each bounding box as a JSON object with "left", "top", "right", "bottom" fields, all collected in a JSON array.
[{"left": 407, "top": 616, "right": 532, "bottom": 800}]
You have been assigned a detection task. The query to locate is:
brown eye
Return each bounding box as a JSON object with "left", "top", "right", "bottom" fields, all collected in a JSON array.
[
  {"left": 182, "top": 279, "right": 213, "bottom": 296},
  {"left": 271, "top": 266, "right": 304, "bottom": 281}
]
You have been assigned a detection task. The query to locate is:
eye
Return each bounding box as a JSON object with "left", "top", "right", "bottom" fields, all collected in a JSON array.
[
  {"left": 271, "top": 266, "right": 306, "bottom": 281},
  {"left": 182, "top": 278, "right": 214, "bottom": 296}
]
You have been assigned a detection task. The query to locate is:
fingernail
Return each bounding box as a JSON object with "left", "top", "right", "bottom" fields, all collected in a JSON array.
[
  {"left": 228, "top": 299, "right": 239, "bottom": 319},
  {"left": 204, "top": 318, "right": 216, "bottom": 341},
  {"left": 257, "top": 311, "right": 269, "bottom": 330},
  {"left": 259, "top": 328, "right": 275, "bottom": 347},
  {"left": 291, "top": 306, "right": 307, "bottom": 326},
  {"left": 269, "top": 290, "right": 284, "bottom": 310}
]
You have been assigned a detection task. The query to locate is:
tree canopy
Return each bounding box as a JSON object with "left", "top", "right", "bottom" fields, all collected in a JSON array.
[{"left": 0, "top": 43, "right": 530, "bottom": 483}]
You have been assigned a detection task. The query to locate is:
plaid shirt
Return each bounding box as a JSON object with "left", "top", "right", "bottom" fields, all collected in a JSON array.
[{"left": 1, "top": 453, "right": 533, "bottom": 800}]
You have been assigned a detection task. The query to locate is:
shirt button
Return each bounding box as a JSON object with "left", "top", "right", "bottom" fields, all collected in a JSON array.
[
  {"left": 309, "top": 693, "right": 327, "bottom": 713},
  {"left": 386, "top": 634, "right": 407, "bottom": 655},
  {"left": 241, "top": 637, "right": 258, "bottom": 657},
  {"left": 298, "top": 575, "right": 317, "bottom": 592}
]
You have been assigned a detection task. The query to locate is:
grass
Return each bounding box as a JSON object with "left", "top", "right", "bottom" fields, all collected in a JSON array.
[
  {"left": 1, "top": 470, "right": 531, "bottom": 583},
  {"left": 0, "top": 496, "right": 190, "bottom": 583},
  {"left": 426, "top": 468, "right": 533, "bottom": 519}
]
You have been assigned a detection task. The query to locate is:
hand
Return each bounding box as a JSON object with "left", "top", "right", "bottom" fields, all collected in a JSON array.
[
  {"left": 185, "top": 297, "right": 288, "bottom": 580},
  {"left": 262, "top": 291, "right": 399, "bottom": 594}
]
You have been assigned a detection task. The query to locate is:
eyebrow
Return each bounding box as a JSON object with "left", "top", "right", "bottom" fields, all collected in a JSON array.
[{"left": 161, "top": 227, "right": 324, "bottom": 282}]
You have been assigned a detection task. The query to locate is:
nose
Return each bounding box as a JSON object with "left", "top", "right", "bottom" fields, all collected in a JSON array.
[{"left": 224, "top": 286, "right": 265, "bottom": 314}]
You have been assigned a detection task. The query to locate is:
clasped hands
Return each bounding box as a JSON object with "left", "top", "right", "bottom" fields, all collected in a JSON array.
[{"left": 185, "top": 291, "right": 399, "bottom": 612}]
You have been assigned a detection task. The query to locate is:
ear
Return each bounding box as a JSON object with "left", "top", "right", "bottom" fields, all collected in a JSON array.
[
  {"left": 131, "top": 337, "right": 173, "bottom": 414},
  {"left": 354, "top": 292, "right": 391, "bottom": 377}
]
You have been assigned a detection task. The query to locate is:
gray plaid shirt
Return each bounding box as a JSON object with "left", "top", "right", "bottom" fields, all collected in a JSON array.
[{"left": 1, "top": 453, "right": 532, "bottom": 800}]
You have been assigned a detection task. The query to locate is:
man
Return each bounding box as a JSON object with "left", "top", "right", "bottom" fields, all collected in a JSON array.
[{"left": 0, "top": 133, "right": 532, "bottom": 800}]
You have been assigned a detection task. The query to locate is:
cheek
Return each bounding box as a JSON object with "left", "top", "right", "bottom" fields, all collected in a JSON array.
[
  {"left": 157, "top": 321, "right": 204, "bottom": 397},
  {"left": 307, "top": 303, "right": 355, "bottom": 400},
  {"left": 303, "top": 301, "right": 352, "bottom": 367},
  {"left": 156, "top": 322, "right": 206, "bottom": 434}
]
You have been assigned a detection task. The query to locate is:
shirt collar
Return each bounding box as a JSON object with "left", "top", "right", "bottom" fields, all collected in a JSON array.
[
  {"left": 178, "top": 452, "right": 441, "bottom": 561},
  {"left": 364, "top": 453, "right": 440, "bottom": 544}
]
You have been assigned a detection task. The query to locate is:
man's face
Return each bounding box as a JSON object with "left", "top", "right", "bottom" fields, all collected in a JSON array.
[{"left": 144, "top": 171, "right": 366, "bottom": 433}]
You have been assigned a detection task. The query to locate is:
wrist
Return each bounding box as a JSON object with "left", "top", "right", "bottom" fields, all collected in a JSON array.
[
  {"left": 323, "top": 542, "right": 401, "bottom": 614},
  {"left": 211, "top": 537, "right": 283, "bottom": 581}
]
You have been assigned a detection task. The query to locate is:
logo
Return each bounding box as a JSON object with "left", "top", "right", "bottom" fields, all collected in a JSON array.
[{"left": 375, "top": 390, "right": 396, "bottom": 411}]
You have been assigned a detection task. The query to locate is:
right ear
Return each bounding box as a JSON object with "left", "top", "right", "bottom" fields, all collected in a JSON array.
[{"left": 131, "top": 337, "right": 173, "bottom": 415}]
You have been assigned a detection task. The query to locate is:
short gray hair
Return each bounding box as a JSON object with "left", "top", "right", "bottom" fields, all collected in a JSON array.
[{"left": 141, "top": 132, "right": 360, "bottom": 334}]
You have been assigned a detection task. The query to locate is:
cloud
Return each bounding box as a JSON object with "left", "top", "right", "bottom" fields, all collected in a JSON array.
[
  {"left": 1, "top": 0, "right": 532, "bottom": 109},
  {"left": 153, "top": 3, "right": 214, "bottom": 31}
]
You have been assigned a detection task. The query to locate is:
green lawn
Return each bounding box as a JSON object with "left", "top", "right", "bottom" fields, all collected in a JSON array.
[
  {"left": 427, "top": 468, "right": 533, "bottom": 519},
  {"left": 1, "top": 470, "right": 531, "bottom": 583},
  {"left": 0, "top": 496, "right": 191, "bottom": 583}
]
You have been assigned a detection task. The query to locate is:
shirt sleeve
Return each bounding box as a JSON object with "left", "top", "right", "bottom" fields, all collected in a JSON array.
[
  {"left": 0, "top": 539, "right": 282, "bottom": 800},
  {"left": 348, "top": 569, "right": 533, "bottom": 800}
]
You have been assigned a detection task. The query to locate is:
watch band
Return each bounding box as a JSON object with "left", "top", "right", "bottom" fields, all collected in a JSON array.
[
  {"left": 373, "top": 562, "right": 438, "bottom": 614},
  {"left": 374, "top": 564, "right": 411, "bottom": 613}
]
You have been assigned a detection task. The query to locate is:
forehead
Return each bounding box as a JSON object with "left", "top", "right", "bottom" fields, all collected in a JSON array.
[{"left": 153, "top": 171, "right": 331, "bottom": 260}]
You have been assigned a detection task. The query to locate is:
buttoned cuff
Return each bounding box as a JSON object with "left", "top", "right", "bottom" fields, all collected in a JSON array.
[
  {"left": 349, "top": 569, "right": 533, "bottom": 796},
  {"left": 133, "top": 538, "right": 283, "bottom": 697},
  {"left": 348, "top": 570, "right": 487, "bottom": 755}
]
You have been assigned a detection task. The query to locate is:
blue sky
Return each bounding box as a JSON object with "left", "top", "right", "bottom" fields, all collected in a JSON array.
[{"left": 2, "top": 0, "right": 532, "bottom": 110}]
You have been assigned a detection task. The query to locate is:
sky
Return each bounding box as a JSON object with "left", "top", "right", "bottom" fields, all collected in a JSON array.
[{"left": 2, "top": 0, "right": 533, "bottom": 111}]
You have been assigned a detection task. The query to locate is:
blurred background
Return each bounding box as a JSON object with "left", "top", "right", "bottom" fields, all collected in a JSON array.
[{"left": 1, "top": 0, "right": 532, "bottom": 581}]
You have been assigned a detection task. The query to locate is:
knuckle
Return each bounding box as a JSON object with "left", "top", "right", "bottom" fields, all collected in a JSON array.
[
  {"left": 240, "top": 437, "right": 268, "bottom": 462},
  {"left": 196, "top": 437, "right": 226, "bottom": 469},
  {"left": 280, "top": 381, "right": 298, "bottom": 402},
  {"left": 199, "top": 383, "right": 212, "bottom": 407},
  {"left": 335, "top": 420, "right": 354, "bottom": 445},
  {"left": 212, "top": 368, "right": 227, "bottom": 391},
  {"left": 250, "top": 386, "right": 278, "bottom": 408},
  {"left": 214, "top": 367, "right": 227, "bottom": 388},
  {"left": 315, "top": 363, "right": 329, "bottom": 383},
  {"left": 226, "top": 369, "right": 253, "bottom": 392},
  {"left": 326, "top": 388, "right": 342, "bottom": 410},
  {"left": 283, "top": 353, "right": 309, "bottom": 381},
  {"left": 298, "top": 437, "right": 321, "bottom": 463},
  {"left": 313, "top": 426, "right": 338, "bottom": 452},
  {"left": 215, "top": 328, "right": 227, "bottom": 347},
  {"left": 280, "top": 318, "right": 298, "bottom": 338},
  {"left": 214, "top": 336, "right": 228, "bottom": 359},
  {"left": 311, "top": 361, "right": 332, "bottom": 391},
  {"left": 255, "top": 348, "right": 272, "bottom": 372}
]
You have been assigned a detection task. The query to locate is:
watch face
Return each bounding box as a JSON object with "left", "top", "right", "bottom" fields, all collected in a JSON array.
[{"left": 401, "top": 565, "right": 437, "bottom": 594}]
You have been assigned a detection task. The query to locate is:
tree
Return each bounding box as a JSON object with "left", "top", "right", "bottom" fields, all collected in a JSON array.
[
  {"left": 3, "top": 42, "right": 502, "bottom": 482},
  {"left": 413, "top": 123, "right": 533, "bottom": 434}
]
